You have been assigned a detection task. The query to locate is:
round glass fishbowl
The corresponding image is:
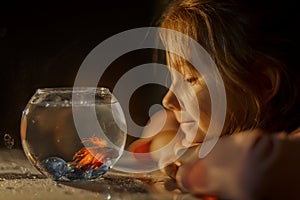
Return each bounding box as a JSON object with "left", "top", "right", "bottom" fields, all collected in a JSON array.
[{"left": 20, "top": 87, "right": 127, "bottom": 181}]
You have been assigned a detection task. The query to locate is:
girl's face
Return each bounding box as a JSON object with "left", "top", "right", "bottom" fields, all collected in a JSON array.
[{"left": 162, "top": 57, "right": 212, "bottom": 146}]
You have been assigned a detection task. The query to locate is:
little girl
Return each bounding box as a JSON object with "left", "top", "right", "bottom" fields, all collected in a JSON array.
[{"left": 129, "top": 0, "right": 300, "bottom": 199}]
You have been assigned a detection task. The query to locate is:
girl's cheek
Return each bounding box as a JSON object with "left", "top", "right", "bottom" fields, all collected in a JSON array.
[
  {"left": 198, "top": 90, "right": 211, "bottom": 117},
  {"left": 194, "top": 90, "right": 211, "bottom": 139}
]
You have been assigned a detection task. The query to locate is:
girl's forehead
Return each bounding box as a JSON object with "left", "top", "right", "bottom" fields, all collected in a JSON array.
[
  {"left": 166, "top": 52, "right": 200, "bottom": 76},
  {"left": 161, "top": 30, "right": 202, "bottom": 77}
]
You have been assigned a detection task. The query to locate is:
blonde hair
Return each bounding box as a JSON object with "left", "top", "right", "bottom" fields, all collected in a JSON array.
[{"left": 159, "top": 0, "right": 299, "bottom": 134}]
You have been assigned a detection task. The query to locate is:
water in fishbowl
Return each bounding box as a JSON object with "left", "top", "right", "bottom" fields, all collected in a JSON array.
[{"left": 20, "top": 88, "right": 127, "bottom": 181}]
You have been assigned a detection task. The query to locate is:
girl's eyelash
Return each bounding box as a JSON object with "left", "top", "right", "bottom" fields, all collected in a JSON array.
[{"left": 185, "top": 77, "right": 199, "bottom": 84}]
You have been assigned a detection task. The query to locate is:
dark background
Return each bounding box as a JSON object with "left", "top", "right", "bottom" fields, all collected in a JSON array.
[{"left": 0, "top": 0, "right": 170, "bottom": 149}]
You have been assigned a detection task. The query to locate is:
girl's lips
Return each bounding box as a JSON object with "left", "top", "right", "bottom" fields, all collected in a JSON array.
[
  {"left": 179, "top": 121, "right": 197, "bottom": 129},
  {"left": 179, "top": 121, "right": 197, "bottom": 133}
]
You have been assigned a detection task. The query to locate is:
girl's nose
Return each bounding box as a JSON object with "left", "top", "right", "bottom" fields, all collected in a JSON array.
[{"left": 162, "top": 90, "right": 181, "bottom": 111}]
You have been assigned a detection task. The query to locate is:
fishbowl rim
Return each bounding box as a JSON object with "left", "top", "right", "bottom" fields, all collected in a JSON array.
[{"left": 36, "top": 87, "right": 111, "bottom": 95}]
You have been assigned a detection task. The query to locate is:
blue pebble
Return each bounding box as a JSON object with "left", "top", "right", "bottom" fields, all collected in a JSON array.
[
  {"left": 89, "top": 161, "right": 111, "bottom": 179},
  {"left": 65, "top": 161, "right": 111, "bottom": 180},
  {"left": 40, "top": 157, "right": 68, "bottom": 180},
  {"left": 65, "top": 167, "right": 91, "bottom": 180}
]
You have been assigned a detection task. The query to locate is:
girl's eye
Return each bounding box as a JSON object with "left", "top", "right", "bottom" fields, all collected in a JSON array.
[{"left": 185, "top": 77, "right": 199, "bottom": 84}]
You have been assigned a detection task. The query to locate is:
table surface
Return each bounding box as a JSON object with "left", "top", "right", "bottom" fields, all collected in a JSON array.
[{"left": 0, "top": 148, "right": 204, "bottom": 200}]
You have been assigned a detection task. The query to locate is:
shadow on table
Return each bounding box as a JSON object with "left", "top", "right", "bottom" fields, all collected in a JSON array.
[{"left": 60, "top": 170, "right": 195, "bottom": 200}]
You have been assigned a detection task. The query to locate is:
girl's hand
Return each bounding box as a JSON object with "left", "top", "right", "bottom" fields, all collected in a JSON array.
[
  {"left": 175, "top": 130, "right": 263, "bottom": 199},
  {"left": 127, "top": 109, "right": 181, "bottom": 172},
  {"left": 175, "top": 129, "right": 300, "bottom": 200}
]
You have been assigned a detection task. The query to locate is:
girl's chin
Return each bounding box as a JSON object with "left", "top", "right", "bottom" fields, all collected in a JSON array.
[{"left": 180, "top": 123, "right": 206, "bottom": 145}]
